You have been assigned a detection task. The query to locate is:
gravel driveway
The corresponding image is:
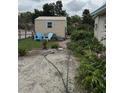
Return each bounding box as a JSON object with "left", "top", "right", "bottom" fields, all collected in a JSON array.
[{"left": 18, "top": 49, "right": 79, "bottom": 93}]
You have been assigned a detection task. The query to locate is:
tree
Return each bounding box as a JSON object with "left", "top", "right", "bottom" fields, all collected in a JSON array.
[
  {"left": 32, "top": 9, "right": 43, "bottom": 24},
  {"left": 71, "top": 15, "right": 81, "bottom": 24},
  {"left": 55, "top": 0, "right": 62, "bottom": 16},
  {"left": 83, "top": 9, "right": 90, "bottom": 15},
  {"left": 82, "top": 9, "right": 94, "bottom": 27},
  {"left": 43, "top": 3, "right": 55, "bottom": 16},
  {"left": 55, "top": 1, "right": 67, "bottom": 16},
  {"left": 18, "top": 12, "right": 33, "bottom": 29}
]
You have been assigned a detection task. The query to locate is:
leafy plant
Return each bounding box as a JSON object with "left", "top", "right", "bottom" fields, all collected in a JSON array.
[
  {"left": 18, "top": 48, "right": 27, "bottom": 56},
  {"left": 42, "top": 40, "right": 47, "bottom": 49},
  {"left": 51, "top": 43, "right": 59, "bottom": 49},
  {"left": 76, "top": 55, "right": 106, "bottom": 93},
  {"left": 67, "top": 29, "right": 106, "bottom": 93},
  {"left": 71, "top": 30, "right": 94, "bottom": 42}
]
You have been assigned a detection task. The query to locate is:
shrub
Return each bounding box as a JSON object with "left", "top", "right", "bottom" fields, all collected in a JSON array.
[
  {"left": 82, "top": 24, "right": 94, "bottom": 31},
  {"left": 18, "top": 48, "right": 27, "bottom": 56},
  {"left": 67, "top": 25, "right": 76, "bottom": 35},
  {"left": 71, "top": 30, "right": 94, "bottom": 41},
  {"left": 90, "top": 37, "right": 106, "bottom": 53},
  {"left": 76, "top": 54, "right": 106, "bottom": 93},
  {"left": 51, "top": 43, "right": 59, "bottom": 49},
  {"left": 42, "top": 40, "right": 47, "bottom": 49},
  {"left": 67, "top": 42, "right": 77, "bottom": 50},
  {"left": 68, "top": 29, "right": 106, "bottom": 93}
]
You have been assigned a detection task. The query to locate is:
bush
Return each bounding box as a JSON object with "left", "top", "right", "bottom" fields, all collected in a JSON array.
[
  {"left": 42, "top": 40, "right": 47, "bottom": 49},
  {"left": 51, "top": 43, "right": 59, "bottom": 49},
  {"left": 67, "top": 25, "right": 76, "bottom": 35},
  {"left": 76, "top": 54, "right": 106, "bottom": 93},
  {"left": 82, "top": 24, "right": 94, "bottom": 31},
  {"left": 67, "top": 42, "right": 77, "bottom": 50},
  {"left": 18, "top": 48, "right": 27, "bottom": 56},
  {"left": 67, "top": 29, "right": 106, "bottom": 93},
  {"left": 71, "top": 30, "right": 94, "bottom": 41},
  {"left": 89, "top": 37, "right": 106, "bottom": 53}
]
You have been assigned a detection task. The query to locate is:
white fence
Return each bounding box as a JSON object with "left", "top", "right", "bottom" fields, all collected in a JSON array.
[{"left": 18, "top": 29, "right": 34, "bottom": 39}]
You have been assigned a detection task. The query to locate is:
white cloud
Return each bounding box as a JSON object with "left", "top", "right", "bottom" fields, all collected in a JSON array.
[
  {"left": 66, "top": 0, "right": 85, "bottom": 11},
  {"left": 66, "top": 0, "right": 105, "bottom": 16},
  {"left": 18, "top": 0, "right": 106, "bottom": 16}
]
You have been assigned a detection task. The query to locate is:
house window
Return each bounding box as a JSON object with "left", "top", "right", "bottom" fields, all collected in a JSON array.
[{"left": 47, "top": 22, "right": 52, "bottom": 28}]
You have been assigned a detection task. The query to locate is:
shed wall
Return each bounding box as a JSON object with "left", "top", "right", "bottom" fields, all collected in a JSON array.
[{"left": 35, "top": 20, "right": 66, "bottom": 38}]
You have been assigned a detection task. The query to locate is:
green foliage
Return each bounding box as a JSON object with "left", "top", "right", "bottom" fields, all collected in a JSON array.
[
  {"left": 71, "top": 15, "right": 81, "bottom": 23},
  {"left": 51, "top": 43, "right": 59, "bottom": 49},
  {"left": 67, "top": 42, "right": 78, "bottom": 50},
  {"left": 81, "top": 24, "right": 94, "bottom": 31},
  {"left": 43, "top": 3, "right": 55, "bottom": 16},
  {"left": 42, "top": 40, "right": 47, "bottom": 49},
  {"left": 32, "top": 9, "right": 43, "bottom": 24},
  {"left": 18, "top": 48, "right": 27, "bottom": 56},
  {"left": 55, "top": 1, "right": 66, "bottom": 16},
  {"left": 71, "top": 30, "right": 93, "bottom": 41},
  {"left": 82, "top": 9, "right": 94, "bottom": 28},
  {"left": 42, "top": 1, "right": 67, "bottom": 16},
  {"left": 67, "top": 25, "right": 76, "bottom": 35},
  {"left": 67, "top": 30, "right": 106, "bottom": 93},
  {"left": 76, "top": 55, "right": 106, "bottom": 93},
  {"left": 18, "top": 12, "right": 33, "bottom": 29},
  {"left": 67, "top": 15, "right": 82, "bottom": 35},
  {"left": 19, "top": 0, "right": 67, "bottom": 25}
]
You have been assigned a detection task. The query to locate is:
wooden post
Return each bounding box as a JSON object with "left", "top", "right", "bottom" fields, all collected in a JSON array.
[
  {"left": 19, "top": 30, "right": 21, "bottom": 39},
  {"left": 24, "top": 24, "right": 27, "bottom": 39},
  {"left": 25, "top": 29, "right": 27, "bottom": 39}
]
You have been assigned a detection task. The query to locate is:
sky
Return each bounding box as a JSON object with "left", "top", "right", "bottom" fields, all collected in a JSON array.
[{"left": 18, "top": 0, "right": 106, "bottom": 16}]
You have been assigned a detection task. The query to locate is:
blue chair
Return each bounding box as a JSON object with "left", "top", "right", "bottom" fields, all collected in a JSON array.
[
  {"left": 34, "top": 32, "right": 44, "bottom": 41},
  {"left": 48, "top": 32, "right": 54, "bottom": 40}
]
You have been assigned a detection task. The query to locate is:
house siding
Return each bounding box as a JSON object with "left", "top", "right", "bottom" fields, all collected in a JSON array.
[{"left": 94, "top": 13, "right": 106, "bottom": 46}]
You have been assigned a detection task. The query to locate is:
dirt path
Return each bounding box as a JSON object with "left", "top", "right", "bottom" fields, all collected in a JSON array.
[
  {"left": 19, "top": 44, "right": 79, "bottom": 93},
  {"left": 58, "top": 39, "right": 70, "bottom": 49}
]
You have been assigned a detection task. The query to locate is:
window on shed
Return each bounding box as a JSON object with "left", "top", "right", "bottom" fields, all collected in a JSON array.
[{"left": 47, "top": 22, "right": 52, "bottom": 28}]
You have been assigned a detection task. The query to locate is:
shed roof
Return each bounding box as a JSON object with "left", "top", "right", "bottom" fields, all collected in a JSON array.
[
  {"left": 91, "top": 4, "right": 106, "bottom": 18},
  {"left": 35, "top": 16, "right": 66, "bottom": 21}
]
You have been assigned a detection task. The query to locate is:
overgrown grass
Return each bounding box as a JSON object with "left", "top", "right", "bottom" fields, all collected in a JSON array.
[
  {"left": 67, "top": 30, "right": 106, "bottom": 93},
  {"left": 18, "top": 38, "right": 58, "bottom": 56},
  {"left": 18, "top": 38, "right": 59, "bottom": 51}
]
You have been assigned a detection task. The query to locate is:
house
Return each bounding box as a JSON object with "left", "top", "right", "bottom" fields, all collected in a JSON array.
[
  {"left": 91, "top": 4, "right": 106, "bottom": 46},
  {"left": 35, "top": 16, "right": 67, "bottom": 40}
]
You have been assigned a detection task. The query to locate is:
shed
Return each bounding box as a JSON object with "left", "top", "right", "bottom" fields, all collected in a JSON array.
[{"left": 35, "top": 16, "right": 67, "bottom": 39}]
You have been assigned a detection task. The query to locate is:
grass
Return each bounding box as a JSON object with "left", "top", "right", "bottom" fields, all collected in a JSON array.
[
  {"left": 18, "top": 38, "right": 41, "bottom": 50},
  {"left": 18, "top": 38, "right": 58, "bottom": 51}
]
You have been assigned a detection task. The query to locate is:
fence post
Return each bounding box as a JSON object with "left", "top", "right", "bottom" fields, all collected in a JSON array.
[
  {"left": 19, "top": 30, "right": 21, "bottom": 39},
  {"left": 25, "top": 29, "right": 27, "bottom": 39}
]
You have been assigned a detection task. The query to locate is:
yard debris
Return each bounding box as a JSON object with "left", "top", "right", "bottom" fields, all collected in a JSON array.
[{"left": 58, "top": 48, "right": 64, "bottom": 51}]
